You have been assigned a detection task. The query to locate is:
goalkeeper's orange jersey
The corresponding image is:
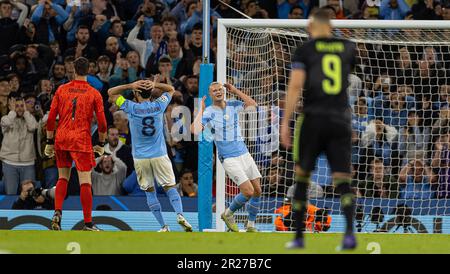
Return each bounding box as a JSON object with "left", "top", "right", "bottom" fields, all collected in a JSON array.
[
  {"left": 305, "top": 204, "right": 332, "bottom": 232},
  {"left": 47, "top": 80, "right": 107, "bottom": 152},
  {"left": 275, "top": 204, "right": 332, "bottom": 232}
]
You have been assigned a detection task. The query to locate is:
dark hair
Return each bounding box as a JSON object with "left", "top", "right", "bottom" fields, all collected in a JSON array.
[
  {"left": 290, "top": 5, "right": 304, "bottom": 14},
  {"left": 6, "top": 73, "right": 19, "bottom": 81},
  {"left": 0, "top": 1, "right": 12, "bottom": 7},
  {"left": 74, "top": 57, "right": 89, "bottom": 76},
  {"left": 179, "top": 168, "right": 196, "bottom": 182},
  {"left": 192, "top": 22, "right": 203, "bottom": 32},
  {"left": 77, "top": 25, "right": 90, "bottom": 33},
  {"left": 0, "top": 76, "right": 8, "bottom": 83},
  {"left": 110, "top": 20, "right": 122, "bottom": 28},
  {"left": 140, "top": 89, "right": 152, "bottom": 99},
  {"left": 134, "top": 79, "right": 153, "bottom": 99},
  {"left": 161, "top": 14, "right": 178, "bottom": 26},
  {"left": 10, "top": 93, "right": 23, "bottom": 101},
  {"left": 24, "top": 94, "right": 37, "bottom": 101},
  {"left": 168, "top": 35, "right": 183, "bottom": 47},
  {"left": 36, "top": 78, "right": 49, "bottom": 94},
  {"left": 64, "top": 55, "right": 75, "bottom": 64},
  {"left": 97, "top": 55, "right": 111, "bottom": 63},
  {"left": 180, "top": 168, "right": 193, "bottom": 176},
  {"left": 53, "top": 61, "right": 65, "bottom": 68},
  {"left": 185, "top": 74, "right": 198, "bottom": 82},
  {"left": 246, "top": 0, "right": 257, "bottom": 9},
  {"left": 158, "top": 56, "right": 171, "bottom": 65},
  {"left": 14, "top": 53, "right": 27, "bottom": 63},
  {"left": 185, "top": 1, "right": 196, "bottom": 13}
]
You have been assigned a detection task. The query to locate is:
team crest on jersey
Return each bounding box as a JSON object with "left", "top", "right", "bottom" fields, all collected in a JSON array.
[{"left": 224, "top": 114, "right": 230, "bottom": 121}]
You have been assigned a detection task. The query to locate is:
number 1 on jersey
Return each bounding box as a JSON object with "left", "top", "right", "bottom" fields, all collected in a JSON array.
[
  {"left": 72, "top": 98, "right": 77, "bottom": 120},
  {"left": 322, "top": 54, "right": 342, "bottom": 95}
]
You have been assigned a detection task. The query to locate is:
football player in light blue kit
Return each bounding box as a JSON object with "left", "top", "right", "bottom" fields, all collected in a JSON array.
[
  {"left": 108, "top": 79, "right": 192, "bottom": 232},
  {"left": 191, "top": 82, "right": 262, "bottom": 232}
]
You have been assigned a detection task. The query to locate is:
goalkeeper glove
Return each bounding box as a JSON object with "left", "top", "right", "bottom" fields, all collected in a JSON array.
[
  {"left": 44, "top": 139, "right": 55, "bottom": 158},
  {"left": 94, "top": 141, "right": 105, "bottom": 157}
]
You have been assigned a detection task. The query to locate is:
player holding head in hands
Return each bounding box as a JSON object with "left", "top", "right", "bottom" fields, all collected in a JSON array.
[
  {"left": 281, "top": 9, "right": 357, "bottom": 249},
  {"left": 45, "top": 57, "right": 108, "bottom": 231},
  {"left": 108, "top": 77, "right": 192, "bottom": 232},
  {"left": 191, "top": 82, "right": 262, "bottom": 232}
]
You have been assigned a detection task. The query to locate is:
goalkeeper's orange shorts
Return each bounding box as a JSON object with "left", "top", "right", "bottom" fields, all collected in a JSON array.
[{"left": 55, "top": 150, "right": 95, "bottom": 172}]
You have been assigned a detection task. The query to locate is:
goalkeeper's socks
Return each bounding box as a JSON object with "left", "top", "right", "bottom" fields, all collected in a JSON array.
[
  {"left": 247, "top": 197, "right": 260, "bottom": 222},
  {"left": 229, "top": 193, "right": 250, "bottom": 213},
  {"left": 166, "top": 187, "right": 183, "bottom": 215},
  {"left": 145, "top": 191, "right": 166, "bottom": 227},
  {"left": 80, "top": 183, "right": 93, "bottom": 224},
  {"left": 335, "top": 179, "right": 355, "bottom": 235},
  {"left": 55, "top": 178, "right": 68, "bottom": 211},
  {"left": 293, "top": 175, "right": 310, "bottom": 239}
]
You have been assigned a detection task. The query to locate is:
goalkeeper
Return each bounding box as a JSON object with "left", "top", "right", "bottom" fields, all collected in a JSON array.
[
  {"left": 275, "top": 187, "right": 331, "bottom": 232},
  {"left": 45, "top": 57, "right": 107, "bottom": 231},
  {"left": 281, "top": 9, "right": 357, "bottom": 249},
  {"left": 191, "top": 82, "right": 262, "bottom": 232}
]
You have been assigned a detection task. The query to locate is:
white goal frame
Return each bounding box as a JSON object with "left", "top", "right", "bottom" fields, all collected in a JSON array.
[{"left": 215, "top": 19, "right": 450, "bottom": 232}]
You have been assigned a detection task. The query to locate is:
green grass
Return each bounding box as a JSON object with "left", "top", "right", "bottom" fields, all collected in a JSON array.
[{"left": 0, "top": 231, "right": 449, "bottom": 254}]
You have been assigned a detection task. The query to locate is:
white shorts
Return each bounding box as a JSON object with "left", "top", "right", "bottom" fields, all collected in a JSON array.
[
  {"left": 222, "top": 153, "right": 262, "bottom": 186},
  {"left": 134, "top": 155, "right": 176, "bottom": 190}
]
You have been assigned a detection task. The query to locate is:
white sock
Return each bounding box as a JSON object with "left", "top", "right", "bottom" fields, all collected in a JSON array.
[
  {"left": 247, "top": 221, "right": 255, "bottom": 227},
  {"left": 225, "top": 208, "right": 234, "bottom": 216}
]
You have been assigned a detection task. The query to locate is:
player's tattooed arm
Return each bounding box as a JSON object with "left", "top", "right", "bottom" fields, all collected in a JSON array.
[{"left": 224, "top": 83, "right": 257, "bottom": 108}]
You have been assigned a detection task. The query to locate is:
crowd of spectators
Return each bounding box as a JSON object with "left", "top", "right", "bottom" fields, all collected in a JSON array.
[{"left": 0, "top": 0, "right": 449, "bottom": 202}]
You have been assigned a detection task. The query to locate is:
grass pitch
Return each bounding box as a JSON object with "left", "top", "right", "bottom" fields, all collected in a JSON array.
[{"left": 0, "top": 231, "right": 449, "bottom": 254}]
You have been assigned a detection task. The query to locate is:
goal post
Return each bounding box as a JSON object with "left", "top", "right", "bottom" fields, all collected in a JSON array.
[{"left": 215, "top": 19, "right": 450, "bottom": 233}]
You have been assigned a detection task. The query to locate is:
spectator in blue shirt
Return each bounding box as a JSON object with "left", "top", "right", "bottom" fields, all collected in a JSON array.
[
  {"left": 374, "top": 91, "right": 412, "bottom": 129},
  {"left": 399, "top": 110, "right": 431, "bottom": 164},
  {"left": 63, "top": 0, "right": 92, "bottom": 44},
  {"left": 127, "top": 16, "right": 168, "bottom": 70},
  {"left": 380, "top": 0, "right": 410, "bottom": 20},
  {"left": 288, "top": 5, "right": 305, "bottom": 19},
  {"left": 278, "top": 0, "right": 308, "bottom": 19},
  {"left": 97, "top": 19, "right": 132, "bottom": 54},
  {"left": 361, "top": 119, "right": 399, "bottom": 167},
  {"left": 352, "top": 96, "right": 372, "bottom": 135},
  {"left": 170, "top": 0, "right": 195, "bottom": 24},
  {"left": 399, "top": 159, "right": 437, "bottom": 199},
  {"left": 180, "top": 0, "right": 221, "bottom": 34},
  {"left": 31, "top": 0, "right": 69, "bottom": 44}
]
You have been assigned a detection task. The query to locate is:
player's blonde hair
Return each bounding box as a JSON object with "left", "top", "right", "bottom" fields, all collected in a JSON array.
[{"left": 209, "top": 82, "right": 223, "bottom": 92}]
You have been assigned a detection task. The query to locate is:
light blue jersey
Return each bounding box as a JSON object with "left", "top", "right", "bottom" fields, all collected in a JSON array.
[
  {"left": 116, "top": 93, "right": 171, "bottom": 159},
  {"left": 202, "top": 100, "right": 249, "bottom": 161}
]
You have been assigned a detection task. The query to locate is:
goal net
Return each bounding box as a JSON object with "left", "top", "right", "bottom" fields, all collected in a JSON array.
[{"left": 215, "top": 19, "right": 450, "bottom": 233}]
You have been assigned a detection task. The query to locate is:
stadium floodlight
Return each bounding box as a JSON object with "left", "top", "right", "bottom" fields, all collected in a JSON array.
[{"left": 215, "top": 19, "right": 450, "bottom": 233}]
